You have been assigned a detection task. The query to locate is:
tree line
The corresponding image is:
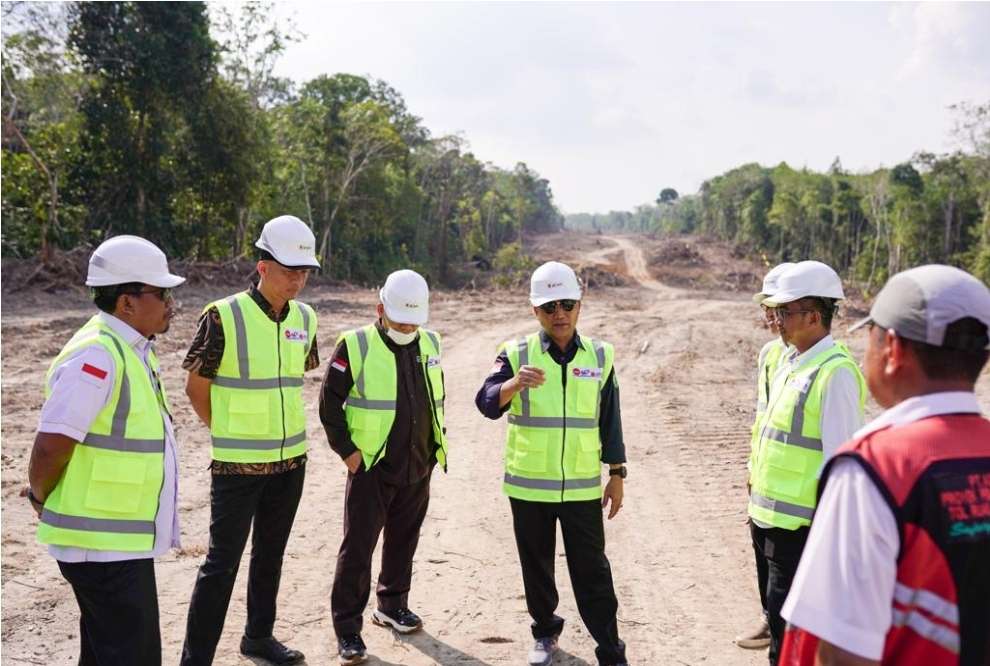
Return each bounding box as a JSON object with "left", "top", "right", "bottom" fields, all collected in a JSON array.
[
  {"left": 567, "top": 103, "right": 990, "bottom": 287},
  {"left": 1, "top": 2, "right": 562, "bottom": 285}
]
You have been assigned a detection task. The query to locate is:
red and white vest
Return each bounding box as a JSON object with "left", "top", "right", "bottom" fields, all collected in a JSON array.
[{"left": 780, "top": 413, "right": 990, "bottom": 666}]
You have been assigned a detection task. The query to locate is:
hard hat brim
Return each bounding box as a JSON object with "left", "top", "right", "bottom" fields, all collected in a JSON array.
[
  {"left": 764, "top": 287, "right": 844, "bottom": 305},
  {"left": 530, "top": 292, "right": 582, "bottom": 307},
  {"left": 255, "top": 239, "right": 321, "bottom": 269},
  {"left": 85, "top": 272, "right": 185, "bottom": 288},
  {"left": 752, "top": 291, "right": 769, "bottom": 303},
  {"left": 382, "top": 301, "right": 428, "bottom": 326}
]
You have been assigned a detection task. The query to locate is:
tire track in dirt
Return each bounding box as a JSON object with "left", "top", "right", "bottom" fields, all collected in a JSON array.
[{"left": 593, "top": 236, "right": 765, "bottom": 665}]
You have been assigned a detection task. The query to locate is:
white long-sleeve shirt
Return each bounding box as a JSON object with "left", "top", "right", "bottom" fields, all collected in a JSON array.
[{"left": 38, "top": 312, "right": 180, "bottom": 562}]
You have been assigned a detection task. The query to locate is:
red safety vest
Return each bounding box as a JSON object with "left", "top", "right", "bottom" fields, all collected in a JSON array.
[{"left": 780, "top": 413, "right": 990, "bottom": 666}]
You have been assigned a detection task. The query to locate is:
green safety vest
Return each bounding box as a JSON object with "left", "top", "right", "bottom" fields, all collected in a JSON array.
[
  {"left": 748, "top": 341, "right": 866, "bottom": 530},
  {"left": 208, "top": 291, "right": 316, "bottom": 463},
  {"left": 37, "top": 316, "right": 169, "bottom": 552},
  {"left": 757, "top": 338, "right": 787, "bottom": 416},
  {"left": 502, "top": 332, "right": 615, "bottom": 503},
  {"left": 749, "top": 338, "right": 788, "bottom": 467},
  {"left": 340, "top": 324, "right": 448, "bottom": 471}
]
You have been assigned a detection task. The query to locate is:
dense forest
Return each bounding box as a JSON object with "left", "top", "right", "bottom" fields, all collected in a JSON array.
[
  {"left": 567, "top": 103, "right": 990, "bottom": 288},
  {"left": 1, "top": 2, "right": 562, "bottom": 284}
]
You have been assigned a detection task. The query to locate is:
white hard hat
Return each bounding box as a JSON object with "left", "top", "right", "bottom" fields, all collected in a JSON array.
[
  {"left": 763, "top": 260, "right": 844, "bottom": 305},
  {"left": 753, "top": 262, "right": 796, "bottom": 303},
  {"left": 380, "top": 269, "right": 429, "bottom": 325},
  {"left": 530, "top": 261, "right": 582, "bottom": 306},
  {"left": 86, "top": 235, "right": 185, "bottom": 288},
  {"left": 255, "top": 215, "right": 320, "bottom": 268}
]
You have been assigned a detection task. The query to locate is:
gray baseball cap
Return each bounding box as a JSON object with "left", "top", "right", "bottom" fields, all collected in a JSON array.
[{"left": 849, "top": 264, "right": 990, "bottom": 351}]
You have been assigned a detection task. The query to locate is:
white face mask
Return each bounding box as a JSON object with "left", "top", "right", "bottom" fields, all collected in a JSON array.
[{"left": 386, "top": 326, "right": 418, "bottom": 346}]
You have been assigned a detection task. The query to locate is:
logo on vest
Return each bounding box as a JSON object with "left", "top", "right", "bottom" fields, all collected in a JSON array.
[
  {"left": 939, "top": 472, "right": 990, "bottom": 541},
  {"left": 572, "top": 367, "right": 602, "bottom": 379},
  {"left": 284, "top": 329, "right": 307, "bottom": 342}
]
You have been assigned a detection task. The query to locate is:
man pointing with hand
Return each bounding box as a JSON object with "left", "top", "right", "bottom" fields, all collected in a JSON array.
[{"left": 476, "top": 261, "right": 629, "bottom": 666}]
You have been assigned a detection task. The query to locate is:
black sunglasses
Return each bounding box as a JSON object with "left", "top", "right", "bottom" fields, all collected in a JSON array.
[{"left": 538, "top": 299, "right": 578, "bottom": 314}]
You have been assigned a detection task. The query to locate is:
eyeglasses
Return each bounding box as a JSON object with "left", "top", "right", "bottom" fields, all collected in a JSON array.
[
  {"left": 125, "top": 287, "right": 173, "bottom": 302},
  {"left": 538, "top": 299, "right": 578, "bottom": 314},
  {"left": 772, "top": 308, "right": 813, "bottom": 319}
]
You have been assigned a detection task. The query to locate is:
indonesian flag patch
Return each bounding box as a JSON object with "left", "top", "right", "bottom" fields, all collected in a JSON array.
[
  {"left": 331, "top": 358, "right": 348, "bottom": 373},
  {"left": 82, "top": 363, "right": 108, "bottom": 380}
]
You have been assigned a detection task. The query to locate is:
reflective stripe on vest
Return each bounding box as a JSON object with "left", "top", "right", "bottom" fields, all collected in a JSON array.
[
  {"left": 503, "top": 473, "right": 602, "bottom": 491},
  {"left": 342, "top": 325, "right": 448, "bottom": 471},
  {"left": 502, "top": 334, "right": 613, "bottom": 501},
  {"left": 41, "top": 509, "right": 155, "bottom": 536},
  {"left": 208, "top": 293, "right": 314, "bottom": 461},
  {"left": 37, "top": 318, "right": 166, "bottom": 550}
]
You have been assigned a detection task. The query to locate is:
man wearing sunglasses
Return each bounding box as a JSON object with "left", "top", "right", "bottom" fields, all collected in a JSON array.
[
  {"left": 475, "top": 261, "right": 628, "bottom": 666},
  {"left": 749, "top": 260, "right": 867, "bottom": 665},
  {"left": 180, "top": 215, "right": 319, "bottom": 666},
  {"left": 25, "top": 235, "right": 184, "bottom": 665}
]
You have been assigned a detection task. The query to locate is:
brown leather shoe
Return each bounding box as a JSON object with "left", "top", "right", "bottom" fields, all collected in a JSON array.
[{"left": 734, "top": 617, "right": 770, "bottom": 649}]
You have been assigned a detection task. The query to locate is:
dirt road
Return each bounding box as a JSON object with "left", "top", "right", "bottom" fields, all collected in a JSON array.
[{"left": 3, "top": 233, "right": 987, "bottom": 665}]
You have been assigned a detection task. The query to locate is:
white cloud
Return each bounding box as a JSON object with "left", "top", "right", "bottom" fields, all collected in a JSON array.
[{"left": 891, "top": 2, "right": 990, "bottom": 80}]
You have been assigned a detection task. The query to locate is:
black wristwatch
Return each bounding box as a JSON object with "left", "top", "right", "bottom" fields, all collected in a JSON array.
[
  {"left": 27, "top": 488, "right": 44, "bottom": 507},
  {"left": 608, "top": 466, "right": 627, "bottom": 479}
]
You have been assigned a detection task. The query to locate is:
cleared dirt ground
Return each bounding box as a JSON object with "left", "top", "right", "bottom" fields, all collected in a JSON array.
[{"left": 3, "top": 232, "right": 988, "bottom": 665}]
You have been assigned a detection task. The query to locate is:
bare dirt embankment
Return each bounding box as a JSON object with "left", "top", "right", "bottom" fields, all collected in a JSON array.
[{"left": 3, "top": 232, "right": 988, "bottom": 665}]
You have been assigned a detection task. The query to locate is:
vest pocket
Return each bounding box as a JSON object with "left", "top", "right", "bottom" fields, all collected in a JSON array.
[
  {"left": 227, "top": 392, "right": 271, "bottom": 435},
  {"left": 350, "top": 410, "right": 389, "bottom": 450},
  {"left": 764, "top": 441, "right": 809, "bottom": 500},
  {"left": 575, "top": 379, "right": 600, "bottom": 416},
  {"left": 85, "top": 456, "right": 147, "bottom": 515},
  {"left": 512, "top": 430, "right": 549, "bottom": 474},
  {"left": 283, "top": 338, "right": 306, "bottom": 376},
  {"left": 574, "top": 431, "right": 601, "bottom": 474}
]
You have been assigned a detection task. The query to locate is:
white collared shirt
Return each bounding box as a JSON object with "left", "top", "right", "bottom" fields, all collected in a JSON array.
[
  {"left": 781, "top": 391, "right": 983, "bottom": 660},
  {"left": 39, "top": 312, "right": 180, "bottom": 562}
]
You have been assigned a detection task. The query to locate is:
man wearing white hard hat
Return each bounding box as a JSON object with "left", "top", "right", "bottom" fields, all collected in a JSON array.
[
  {"left": 475, "top": 261, "right": 629, "bottom": 666},
  {"left": 25, "top": 235, "right": 184, "bottom": 665},
  {"left": 180, "top": 215, "right": 319, "bottom": 666},
  {"left": 736, "top": 262, "right": 795, "bottom": 651},
  {"left": 749, "top": 260, "right": 867, "bottom": 665},
  {"left": 779, "top": 265, "right": 990, "bottom": 666},
  {"left": 320, "top": 268, "right": 448, "bottom": 665}
]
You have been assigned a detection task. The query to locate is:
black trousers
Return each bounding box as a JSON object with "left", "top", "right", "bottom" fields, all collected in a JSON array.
[
  {"left": 58, "top": 558, "right": 161, "bottom": 666},
  {"left": 750, "top": 522, "right": 809, "bottom": 666},
  {"left": 509, "top": 498, "right": 626, "bottom": 666},
  {"left": 331, "top": 465, "right": 432, "bottom": 637},
  {"left": 180, "top": 464, "right": 305, "bottom": 666}
]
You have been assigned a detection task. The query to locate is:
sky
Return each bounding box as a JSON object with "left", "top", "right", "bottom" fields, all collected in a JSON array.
[{"left": 268, "top": 2, "right": 990, "bottom": 214}]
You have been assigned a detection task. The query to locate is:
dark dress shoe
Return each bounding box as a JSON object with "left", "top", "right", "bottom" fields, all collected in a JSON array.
[{"left": 240, "top": 636, "right": 305, "bottom": 664}]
